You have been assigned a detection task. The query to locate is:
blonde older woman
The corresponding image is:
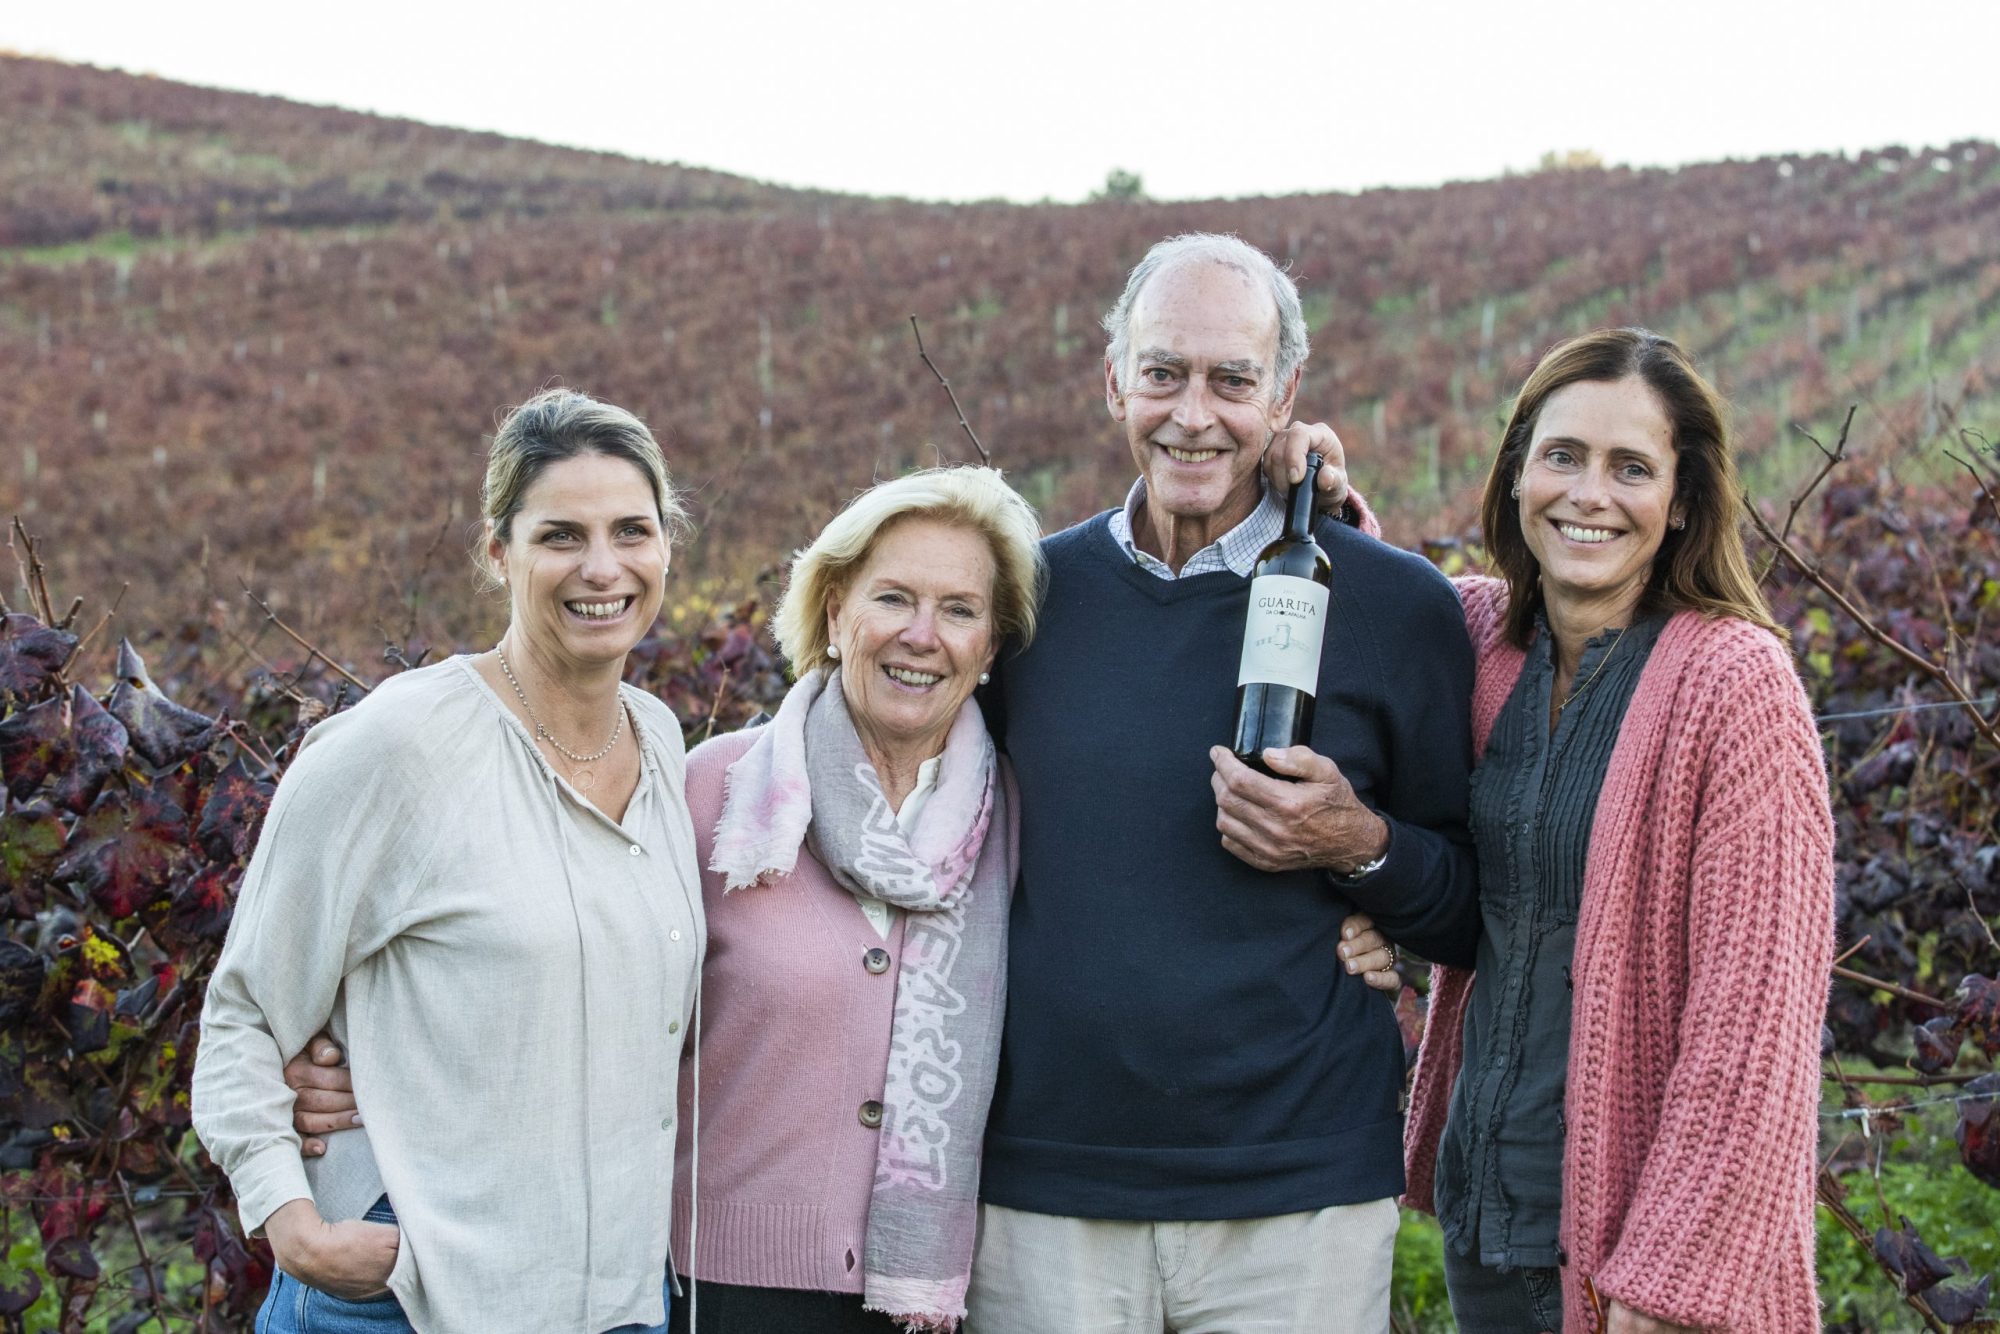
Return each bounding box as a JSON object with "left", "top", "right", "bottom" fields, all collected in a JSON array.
[
  {"left": 194, "top": 389, "right": 704, "bottom": 1334},
  {"left": 669, "top": 467, "right": 1042, "bottom": 1334}
]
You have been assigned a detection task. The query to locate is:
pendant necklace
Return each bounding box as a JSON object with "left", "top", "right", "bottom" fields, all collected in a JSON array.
[
  {"left": 495, "top": 645, "right": 626, "bottom": 790},
  {"left": 1557, "top": 626, "right": 1629, "bottom": 718}
]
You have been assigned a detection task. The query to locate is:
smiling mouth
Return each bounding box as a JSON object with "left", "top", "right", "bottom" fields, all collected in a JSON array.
[
  {"left": 1555, "top": 522, "right": 1620, "bottom": 545},
  {"left": 884, "top": 666, "right": 943, "bottom": 688},
  {"left": 1163, "top": 446, "right": 1221, "bottom": 464},
  {"left": 565, "top": 596, "right": 635, "bottom": 621}
]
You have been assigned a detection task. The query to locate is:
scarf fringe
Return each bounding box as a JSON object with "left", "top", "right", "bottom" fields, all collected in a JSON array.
[{"left": 864, "top": 1273, "right": 967, "bottom": 1333}]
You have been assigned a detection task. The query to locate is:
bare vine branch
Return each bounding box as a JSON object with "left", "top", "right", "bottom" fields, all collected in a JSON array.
[
  {"left": 1745, "top": 499, "right": 2000, "bottom": 756},
  {"left": 1782, "top": 405, "right": 1855, "bottom": 544},
  {"left": 237, "top": 578, "right": 371, "bottom": 693},
  {"left": 1944, "top": 446, "right": 1998, "bottom": 523},
  {"left": 1828, "top": 1070, "right": 1989, "bottom": 1087},
  {"left": 58, "top": 583, "right": 127, "bottom": 679},
  {"left": 1831, "top": 964, "right": 1952, "bottom": 1011},
  {"left": 114, "top": 1172, "right": 171, "bottom": 1334},
  {"left": 909, "top": 315, "right": 991, "bottom": 466},
  {"left": 701, "top": 665, "right": 733, "bottom": 745},
  {"left": 10, "top": 516, "right": 57, "bottom": 623},
  {"left": 1816, "top": 1168, "right": 1950, "bottom": 1334}
]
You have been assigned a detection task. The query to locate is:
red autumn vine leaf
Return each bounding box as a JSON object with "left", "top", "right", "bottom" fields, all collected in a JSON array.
[
  {"left": 196, "top": 756, "right": 274, "bottom": 864},
  {"left": 0, "top": 692, "right": 70, "bottom": 801},
  {"left": 1912, "top": 1015, "right": 1964, "bottom": 1075},
  {"left": 53, "top": 786, "right": 191, "bottom": 922},
  {"left": 0, "top": 1041, "right": 72, "bottom": 1131},
  {"left": 1956, "top": 974, "right": 2000, "bottom": 1058},
  {"left": 0, "top": 613, "right": 76, "bottom": 697},
  {"left": 32, "top": 1165, "right": 110, "bottom": 1245},
  {"left": 44, "top": 1237, "right": 99, "bottom": 1282},
  {"left": 106, "top": 638, "right": 219, "bottom": 768},
  {"left": 0, "top": 1262, "right": 41, "bottom": 1318},
  {"left": 64, "top": 977, "right": 116, "bottom": 1055},
  {"left": 142, "top": 865, "right": 237, "bottom": 952},
  {"left": 1928, "top": 1275, "right": 1992, "bottom": 1326},
  {"left": 0, "top": 940, "right": 46, "bottom": 1028},
  {"left": 193, "top": 1205, "right": 273, "bottom": 1319},
  {"left": 50, "top": 685, "right": 131, "bottom": 815},
  {"left": 1872, "top": 1215, "right": 1961, "bottom": 1296},
  {"left": 1958, "top": 1074, "right": 2000, "bottom": 1190},
  {"left": 0, "top": 801, "right": 66, "bottom": 918}
]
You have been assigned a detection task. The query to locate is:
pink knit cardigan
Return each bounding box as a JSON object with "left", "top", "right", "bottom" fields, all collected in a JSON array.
[{"left": 1404, "top": 578, "right": 1836, "bottom": 1333}]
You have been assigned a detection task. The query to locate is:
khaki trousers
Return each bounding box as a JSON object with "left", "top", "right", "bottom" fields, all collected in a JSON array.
[{"left": 964, "top": 1198, "right": 1399, "bottom": 1334}]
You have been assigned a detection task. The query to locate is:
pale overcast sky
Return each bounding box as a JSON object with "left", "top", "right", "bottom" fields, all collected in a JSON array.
[{"left": 5, "top": 1, "right": 1996, "bottom": 202}]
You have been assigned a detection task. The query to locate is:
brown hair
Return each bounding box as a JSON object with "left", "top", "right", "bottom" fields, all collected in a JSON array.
[{"left": 1478, "top": 327, "right": 1781, "bottom": 647}]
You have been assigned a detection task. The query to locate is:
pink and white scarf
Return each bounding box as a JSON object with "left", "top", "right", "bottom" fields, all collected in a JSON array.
[{"left": 707, "top": 667, "right": 1012, "bottom": 1332}]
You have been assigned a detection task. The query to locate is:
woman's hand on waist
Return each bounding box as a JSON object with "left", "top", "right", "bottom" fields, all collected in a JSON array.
[
  {"left": 284, "top": 1032, "right": 360, "bottom": 1157},
  {"left": 264, "top": 1198, "right": 399, "bottom": 1300}
]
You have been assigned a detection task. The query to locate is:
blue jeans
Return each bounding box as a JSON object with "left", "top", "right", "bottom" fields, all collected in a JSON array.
[{"left": 256, "top": 1198, "right": 672, "bottom": 1334}]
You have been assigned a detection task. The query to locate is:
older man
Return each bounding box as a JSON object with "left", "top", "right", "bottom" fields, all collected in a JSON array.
[{"left": 967, "top": 233, "right": 1480, "bottom": 1333}]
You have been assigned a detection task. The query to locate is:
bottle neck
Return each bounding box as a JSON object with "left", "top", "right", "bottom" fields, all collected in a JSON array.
[{"left": 1286, "top": 453, "right": 1323, "bottom": 539}]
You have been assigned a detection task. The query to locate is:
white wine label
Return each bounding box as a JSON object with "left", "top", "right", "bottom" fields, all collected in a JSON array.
[{"left": 1237, "top": 574, "right": 1328, "bottom": 694}]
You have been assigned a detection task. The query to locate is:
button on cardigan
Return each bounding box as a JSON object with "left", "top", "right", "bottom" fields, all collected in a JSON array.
[{"left": 193, "top": 657, "right": 705, "bottom": 1334}]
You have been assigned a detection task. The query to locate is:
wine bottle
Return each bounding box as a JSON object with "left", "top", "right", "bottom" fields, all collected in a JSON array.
[{"left": 1232, "top": 453, "right": 1331, "bottom": 775}]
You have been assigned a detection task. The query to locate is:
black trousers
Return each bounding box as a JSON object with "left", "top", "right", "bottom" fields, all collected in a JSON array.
[
  {"left": 1442, "top": 1245, "right": 1565, "bottom": 1333},
  {"left": 666, "top": 1280, "right": 901, "bottom": 1334}
]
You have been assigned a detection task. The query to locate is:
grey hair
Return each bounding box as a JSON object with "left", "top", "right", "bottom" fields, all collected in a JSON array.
[{"left": 1101, "top": 233, "right": 1310, "bottom": 400}]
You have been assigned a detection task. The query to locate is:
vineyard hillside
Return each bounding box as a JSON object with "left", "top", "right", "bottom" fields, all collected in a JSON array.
[{"left": 2, "top": 53, "right": 1997, "bottom": 659}]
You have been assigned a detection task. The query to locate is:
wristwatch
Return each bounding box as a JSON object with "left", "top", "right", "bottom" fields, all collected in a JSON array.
[{"left": 1327, "top": 846, "right": 1390, "bottom": 882}]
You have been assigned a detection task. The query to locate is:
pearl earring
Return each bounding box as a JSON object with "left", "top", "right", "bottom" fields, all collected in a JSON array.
[
  {"left": 978, "top": 671, "right": 990, "bottom": 685},
  {"left": 827, "top": 644, "right": 840, "bottom": 660}
]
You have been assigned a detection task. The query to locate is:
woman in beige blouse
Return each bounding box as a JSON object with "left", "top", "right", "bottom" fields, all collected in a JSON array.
[{"left": 192, "top": 389, "right": 705, "bottom": 1334}]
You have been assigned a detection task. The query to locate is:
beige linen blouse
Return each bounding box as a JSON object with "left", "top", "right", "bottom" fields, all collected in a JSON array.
[{"left": 193, "top": 657, "right": 704, "bottom": 1334}]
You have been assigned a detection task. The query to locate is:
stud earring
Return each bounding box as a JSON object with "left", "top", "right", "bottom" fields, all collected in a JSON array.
[
  {"left": 827, "top": 644, "right": 840, "bottom": 660},
  {"left": 978, "top": 671, "right": 990, "bottom": 685},
  {"left": 1510, "top": 480, "right": 1521, "bottom": 498},
  {"left": 1670, "top": 516, "right": 1686, "bottom": 530}
]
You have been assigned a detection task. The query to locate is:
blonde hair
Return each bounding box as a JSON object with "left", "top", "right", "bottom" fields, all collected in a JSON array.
[
  {"left": 774, "top": 467, "right": 1045, "bottom": 673},
  {"left": 480, "top": 389, "right": 690, "bottom": 580}
]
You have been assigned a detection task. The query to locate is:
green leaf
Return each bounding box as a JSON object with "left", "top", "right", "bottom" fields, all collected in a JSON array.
[{"left": 0, "top": 803, "right": 66, "bottom": 919}]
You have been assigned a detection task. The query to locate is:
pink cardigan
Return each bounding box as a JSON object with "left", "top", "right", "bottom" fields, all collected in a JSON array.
[
  {"left": 670, "top": 725, "right": 1017, "bottom": 1294},
  {"left": 1404, "top": 578, "right": 1835, "bottom": 1333}
]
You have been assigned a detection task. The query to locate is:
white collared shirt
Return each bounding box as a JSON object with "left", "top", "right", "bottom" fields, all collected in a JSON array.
[{"left": 1107, "top": 477, "right": 1285, "bottom": 579}]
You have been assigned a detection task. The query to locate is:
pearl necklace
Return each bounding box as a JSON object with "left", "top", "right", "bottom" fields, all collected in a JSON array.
[{"left": 495, "top": 645, "right": 626, "bottom": 766}]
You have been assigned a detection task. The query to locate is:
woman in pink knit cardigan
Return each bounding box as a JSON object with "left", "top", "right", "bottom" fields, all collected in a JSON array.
[
  {"left": 1361, "top": 329, "right": 1835, "bottom": 1333},
  {"left": 668, "top": 467, "right": 1043, "bottom": 1334}
]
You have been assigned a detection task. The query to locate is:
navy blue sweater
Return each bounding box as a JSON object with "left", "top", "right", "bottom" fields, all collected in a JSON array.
[{"left": 979, "top": 512, "right": 1479, "bottom": 1220}]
